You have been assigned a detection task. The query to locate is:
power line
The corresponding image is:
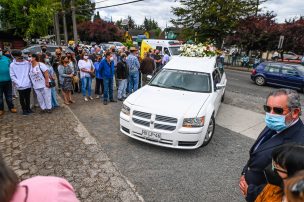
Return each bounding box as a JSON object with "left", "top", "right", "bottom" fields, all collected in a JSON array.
[{"left": 94, "top": 0, "right": 145, "bottom": 9}]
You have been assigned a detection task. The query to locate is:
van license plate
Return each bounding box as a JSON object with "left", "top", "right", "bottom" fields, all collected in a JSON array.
[{"left": 142, "top": 130, "right": 161, "bottom": 141}]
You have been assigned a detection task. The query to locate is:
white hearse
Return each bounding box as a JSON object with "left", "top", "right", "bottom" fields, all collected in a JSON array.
[{"left": 120, "top": 56, "right": 226, "bottom": 149}]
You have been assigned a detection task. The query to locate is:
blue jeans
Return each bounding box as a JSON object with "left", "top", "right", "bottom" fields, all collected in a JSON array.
[
  {"left": 51, "top": 87, "right": 59, "bottom": 108},
  {"left": 128, "top": 71, "right": 139, "bottom": 93},
  {"left": 0, "top": 81, "right": 14, "bottom": 110},
  {"left": 118, "top": 79, "right": 128, "bottom": 99},
  {"left": 81, "top": 77, "right": 92, "bottom": 97},
  {"left": 103, "top": 77, "right": 114, "bottom": 101}
]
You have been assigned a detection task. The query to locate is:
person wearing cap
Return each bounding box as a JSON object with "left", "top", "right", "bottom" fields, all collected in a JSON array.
[
  {"left": 126, "top": 47, "right": 140, "bottom": 94},
  {"left": 0, "top": 47, "right": 17, "bottom": 116},
  {"left": 10, "top": 50, "right": 32, "bottom": 115}
]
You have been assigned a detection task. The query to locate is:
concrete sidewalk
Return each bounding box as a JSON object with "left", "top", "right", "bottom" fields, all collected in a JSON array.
[
  {"left": 0, "top": 102, "right": 143, "bottom": 202},
  {"left": 216, "top": 103, "right": 265, "bottom": 140}
]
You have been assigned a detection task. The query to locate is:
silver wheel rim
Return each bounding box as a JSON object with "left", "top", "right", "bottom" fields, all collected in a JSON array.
[
  {"left": 256, "top": 77, "right": 264, "bottom": 85},
  {"left": 205, "top": 118, "right": 214, "bottom": 142}
]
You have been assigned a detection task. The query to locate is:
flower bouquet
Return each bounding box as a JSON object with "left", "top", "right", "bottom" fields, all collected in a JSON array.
[{"left": 180, "top": 43, "right": 218, "bottom": 57}]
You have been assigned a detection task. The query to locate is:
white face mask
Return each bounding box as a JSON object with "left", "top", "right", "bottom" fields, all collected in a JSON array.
[
  {"left": 45, "top": 58, "right": 50, "bottom": 63},
  {"left": 110, "top": 57, "right": 114, "bottom": 61},
  {"left": 28, "top": 57, "right": 32, "bottom": 61},
  {"left": 84, "top": 55, "right": 88, "bottom": 59}
]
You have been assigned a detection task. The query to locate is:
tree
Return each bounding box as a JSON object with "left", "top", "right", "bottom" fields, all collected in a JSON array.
[
  {"left": 77, "top": 19, "right": 123, "bottom": 43},
  {"left": 225, "top": 12, "right": 279, "bottom": 51},
  {"left": 171, "top": 0, "right": 262, "bottom": 47},
  {"left": 142, "top": 17, "right": 159, "bottom": 31},
  {"left": 93, "top": 11, "right": 101, "bottom": 21},
  {"left": 127, "top": 15, "right": 136, "bottom": 29}
]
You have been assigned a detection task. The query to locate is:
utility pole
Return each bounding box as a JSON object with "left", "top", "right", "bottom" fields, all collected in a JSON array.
[
  {"left": 71, "top": 0, "right": 78, "bottom": 45},
  {"left": 62, "top": 10, "right": 68, "bottom": 45},
  {"left": 54, "top": 12, "right": 61, "bottom": 45},
  {"left": 255, "top": 0, "right": 259, "bottom": 16}
]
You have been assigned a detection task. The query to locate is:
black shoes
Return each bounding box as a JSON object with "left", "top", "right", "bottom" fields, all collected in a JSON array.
[
  {"left": 103, "top": 100, "right": 108, "bottom": 105},
  {"left": 110, "top": 99, "right": 117, "bottom": 102}
]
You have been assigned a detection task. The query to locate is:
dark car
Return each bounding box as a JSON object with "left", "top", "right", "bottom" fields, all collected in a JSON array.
[
  {"left": 22, "top": 45, "right": 73, "bottom": 56},
  {"left": 251, "top": 62, "right": 304, "bottom": 91}
]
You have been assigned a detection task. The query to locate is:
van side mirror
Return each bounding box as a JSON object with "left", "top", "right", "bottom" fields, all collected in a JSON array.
[{"left": 216, "top": 83, "right": 226, "bottom": 90}]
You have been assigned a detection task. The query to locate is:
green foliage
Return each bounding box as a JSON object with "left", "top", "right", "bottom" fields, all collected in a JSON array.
[
  {"left": 122, "top": 40, "right": 133, "bottom": 48},
  {"left": 0, "top": 0, "right": 94, "bottom": 39},
  {"left": 142, "top": 17, "right": 159, "bottom": 31},
  {"left": 171, "top": 0, "right": 261, "bottom": 47}
]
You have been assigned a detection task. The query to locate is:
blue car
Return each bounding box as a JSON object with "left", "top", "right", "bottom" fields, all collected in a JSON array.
[{"left": 251, "top": 62, "right": 304, "bottom": 91}]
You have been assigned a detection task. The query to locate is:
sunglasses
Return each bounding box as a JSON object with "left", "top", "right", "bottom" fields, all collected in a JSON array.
[
  {"left": 263, "top": 105, "right": 287, "bottom": 115},
  {"left": 290, "top": 179, "right": 304, "bottom": 196},
  {"left": 272, "top": 160, "right": 288, "bottom": 174}
]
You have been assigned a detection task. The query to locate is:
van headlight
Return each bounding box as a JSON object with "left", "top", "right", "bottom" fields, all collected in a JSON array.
[
  {"left": 121, "top": 104, "right": 130, "bottom": 116},
  {"left": 182, "top": 117, "right": 205, "bottom": 128}
]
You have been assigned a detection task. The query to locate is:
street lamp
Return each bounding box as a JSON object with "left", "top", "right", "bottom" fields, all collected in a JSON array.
[{"left": 193, "top": 22, "right": 201, "bottom": 43}]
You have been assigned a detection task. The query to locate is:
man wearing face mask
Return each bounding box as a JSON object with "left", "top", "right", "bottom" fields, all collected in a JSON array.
[
  {"left": 239, "top": 89, "right": 304, "bottom": 202},
  {"left": 0, "top": 48, "right": 17, "bottom": 116},
  {"left": 51, "top": 47, "right": 62, "bottom": 88}
]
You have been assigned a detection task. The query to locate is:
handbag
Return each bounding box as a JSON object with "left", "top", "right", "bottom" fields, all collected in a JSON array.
[
  {"left": 39, "top": 63, "right": 56, "bottom": 88},
  {"left": 89, "top": 60, "right": 96, "bottom": 78},
  {"left": 72, "top": 75, "right": 79, "bottom": 83}
]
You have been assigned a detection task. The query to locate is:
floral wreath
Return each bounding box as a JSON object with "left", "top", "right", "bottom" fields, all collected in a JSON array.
[{"left": 179, "top": 43, "right": 219, "bottom": 57}]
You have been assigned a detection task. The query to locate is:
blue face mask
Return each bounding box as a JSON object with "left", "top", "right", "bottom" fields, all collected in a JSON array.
[{"left": 265, "top": 113, "right": 290, "bottom": 131}]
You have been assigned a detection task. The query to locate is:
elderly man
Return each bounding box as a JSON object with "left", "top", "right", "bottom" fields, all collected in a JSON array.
[
  {"left": 126, "top": 47, "right": 140, "bottom": 93},
  {"left": 239, "top": 89, "right": 304, "bottom": 202}
]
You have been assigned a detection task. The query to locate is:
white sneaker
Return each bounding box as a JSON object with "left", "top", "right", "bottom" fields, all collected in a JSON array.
[
  {"left": 96, "top": 95, "right": 100, "bottom": 99},
  {"left": 89, "top": 96, "right": 93, "bottom": 100},
  {"left": 84, "top": 97, "right": 88, "bottom": 102}
]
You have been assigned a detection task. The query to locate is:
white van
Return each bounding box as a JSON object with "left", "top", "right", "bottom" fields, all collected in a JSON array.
[{"left": 140, "top": 39, "right": 182, "bottom": 58}]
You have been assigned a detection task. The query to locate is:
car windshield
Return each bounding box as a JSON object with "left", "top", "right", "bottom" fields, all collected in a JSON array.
[
  {"left": 149, "top": 69, "right": 211, "bottom": 93},
  {"left": 114, "top": 42, "right": 123, "bottom": 46},
  {"left": 169, "top": 47, "right": 181, "bottom": 56}
]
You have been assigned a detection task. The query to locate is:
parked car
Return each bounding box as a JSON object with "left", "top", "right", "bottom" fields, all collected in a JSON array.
[
  {"left": 99, "top": 43, "right": 113, "bottom": 51},
  {"left": 251, "top": 62, "right": 304, "bottom": 91},
  {"left": 108, "top": 41, "right": 124, "bottom": 50},
  {"left": 272, "top": 51, "right": 302, "bottom": 61},
  {"left": 22, "top": 45, "right": 73, "bottom": 56},
  {"left": 120, "top": 56, "right": 227, "bottom": 149}
]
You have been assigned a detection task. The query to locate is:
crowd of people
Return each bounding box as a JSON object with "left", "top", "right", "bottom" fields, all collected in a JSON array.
[{"left": 0, "top": 44, "right": 169, "bottom": 115}]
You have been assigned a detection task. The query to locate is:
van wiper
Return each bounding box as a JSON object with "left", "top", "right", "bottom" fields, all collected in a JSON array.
[
  {"left": 168, "top": 85, "right": 194, "bottom": 92},
  {"left": 149, "top": 83, "right": 166, "bottom": 88}
]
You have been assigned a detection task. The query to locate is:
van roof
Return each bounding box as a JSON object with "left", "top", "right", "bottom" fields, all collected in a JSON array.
[
  {"left": 163, "top": 56, "right": 217, "bottom": 73},
  {"left": 143, "top": 39, "right": 181, "bottom": 46}
]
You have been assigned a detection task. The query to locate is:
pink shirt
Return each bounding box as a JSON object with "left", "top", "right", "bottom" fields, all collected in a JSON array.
[{"left": 10, "top": 176, "right": 79, "bottom": 202}]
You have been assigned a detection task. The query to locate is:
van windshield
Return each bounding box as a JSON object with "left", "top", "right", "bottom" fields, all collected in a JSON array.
[{"left": 169, "top": 47, "right": 181, "bottom": 56}]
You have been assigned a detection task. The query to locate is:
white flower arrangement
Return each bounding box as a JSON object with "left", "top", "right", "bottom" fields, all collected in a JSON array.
[{"left": 179, "top": 43, "right": 218, "bottom": 57}]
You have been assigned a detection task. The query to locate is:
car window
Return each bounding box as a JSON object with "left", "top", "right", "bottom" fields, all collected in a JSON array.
[
  {"left": 29, "top": 46, "right": 41, "bottom": 53},
  {"left": 47, "top": 47, "right": 57, "bottom": 52},
  {"left": 265, "top": 65, "right": 281, "bottom": 73},
  {"left": 282, "top": 66, "right": 299, "bottom": 76},
  {"left": 164, "top": 47, "right": 170, "bottom": 56}
]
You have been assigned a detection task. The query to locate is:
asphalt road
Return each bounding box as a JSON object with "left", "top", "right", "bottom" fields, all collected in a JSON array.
[
  {"left": 224, "top": 69, "right": 304, "bottom": 115},
  {"left": 69, "top": 92, "right": 254, "bottom": 202}
]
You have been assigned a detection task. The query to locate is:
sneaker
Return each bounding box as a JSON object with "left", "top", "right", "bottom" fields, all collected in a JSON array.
[
  {"left": 28, "top": 109, "right": 35, "bottom": 113},
  {"left": 96, "top": 95, "right": 100, "bottom": 99},
  {"left": 22, "top": 111, "right": 30, "bottom": 116},
  {"left": 0, "top": 110, "right": 4, "bottom": 116},
  {"left": 46, "top": 109, "right": 52, "bottom": 113},
  {"left": 89, "top": 96, "right": 94, "bottom": 100},
  {"left": 110, "top": 99, "right": 117, "bottom": 102},
  {"left": 84, "top": 97, "right": 88, "bottom": 102},
  {"left": 10, "top": 108, "right": 17, "bottom": 113},
  {"left": 118, "top": 98, "right": 124, "bottom": 101},
  {"left": 103, "top": 100, "right": 108, "bottom": 105}
]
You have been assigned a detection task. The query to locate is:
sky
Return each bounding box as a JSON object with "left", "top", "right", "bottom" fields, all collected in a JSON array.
[{"left": 93, "top": 0, "right": 304, "bottom": 28}]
